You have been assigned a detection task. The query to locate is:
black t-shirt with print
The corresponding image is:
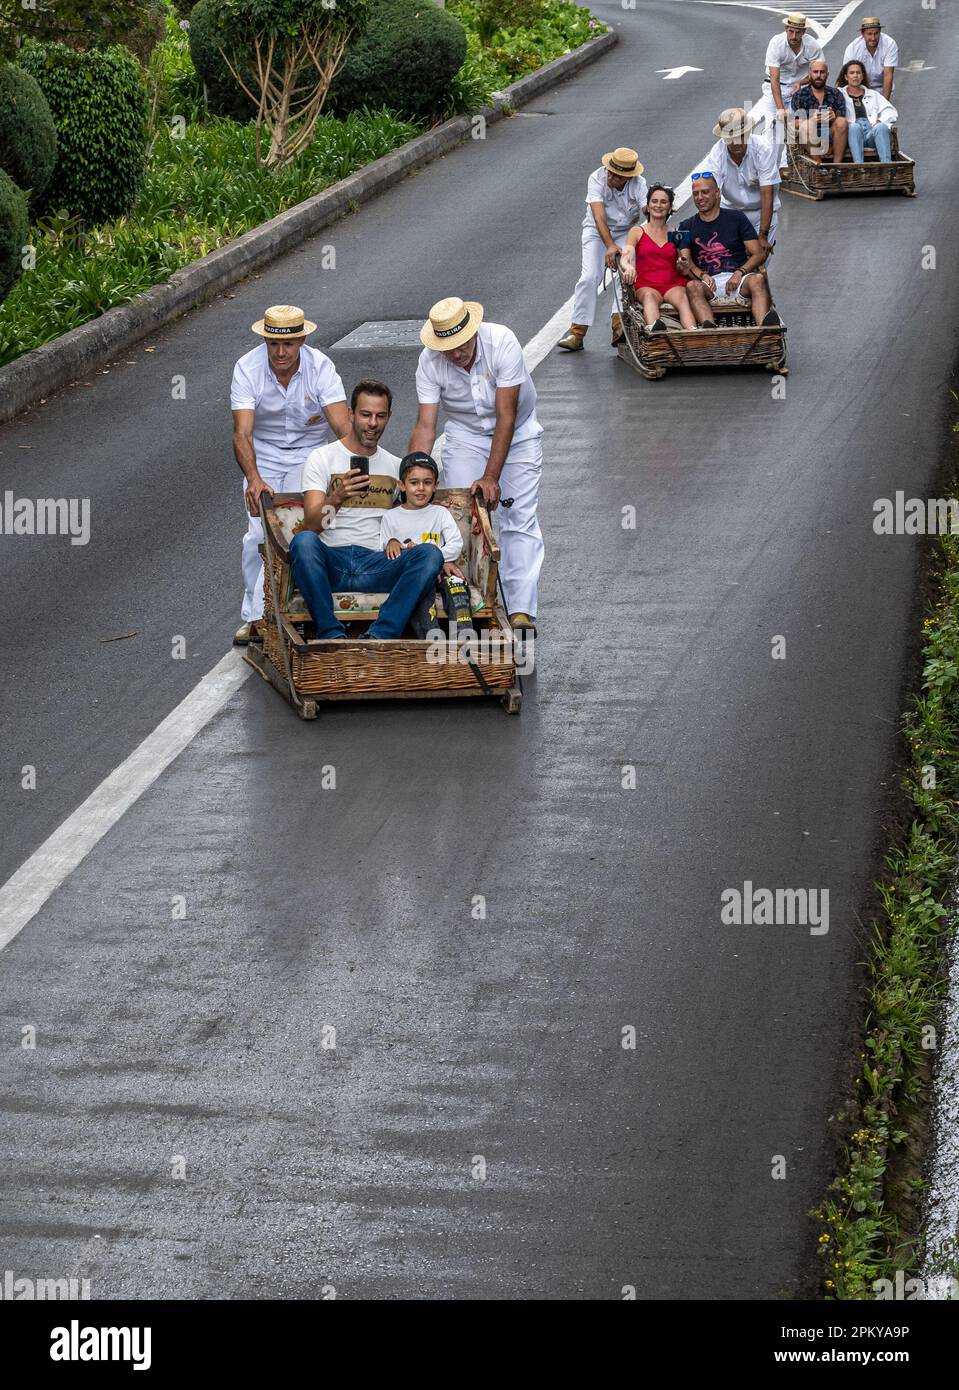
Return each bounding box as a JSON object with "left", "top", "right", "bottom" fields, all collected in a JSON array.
[{"left": 679, "top": 208, "right": 759, "bottom": 275}]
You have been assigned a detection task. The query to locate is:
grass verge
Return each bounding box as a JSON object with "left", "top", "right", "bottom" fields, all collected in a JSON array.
[{"left": 814, "top": 386, "right": 959, "bottom": 1299}]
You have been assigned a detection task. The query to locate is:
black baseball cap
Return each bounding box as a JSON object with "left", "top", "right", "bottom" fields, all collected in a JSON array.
[{"left": 399, "top": 452, "right": 439, "bottom": 480}]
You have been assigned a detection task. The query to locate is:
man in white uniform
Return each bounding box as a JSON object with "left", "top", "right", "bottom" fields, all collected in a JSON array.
[
  {"left": 842, "top": 17, "right": 898, "bottom": 100},
  {"left": 705, "top": 108, "right": 782, "bottom": 254},
  {"left": 230, "top": 304, "right": 349, "bottom": 643},
  {"left": 754, "top": 13, "right": 823, "bottom": 151},
  {"left": 408, "top": 297, "right": 543, "bottom": 635},
  {"left": 558, "top": 146, "right": 648, "bottom": 351}
]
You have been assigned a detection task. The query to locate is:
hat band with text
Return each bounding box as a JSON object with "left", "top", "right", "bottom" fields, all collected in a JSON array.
[
  {"left": 264, "top": 322, "right": 304, "bottom": 336},
  {"left": 609, "top": 159, "right": 636, "bottom": 174},
  {"left": 433, "top": 312, "right": 472, "bottom": 340}
]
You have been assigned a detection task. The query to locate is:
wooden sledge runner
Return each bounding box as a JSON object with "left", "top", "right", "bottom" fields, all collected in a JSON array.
[
  {"left": 616, "top": 274, "right": 787, "bottom": 380},
  {"left": 244, "top": 488, "right": 522, "bottom": 719},
  {"left": 781, "top": 126, "right": 916, "bottom": 200}
]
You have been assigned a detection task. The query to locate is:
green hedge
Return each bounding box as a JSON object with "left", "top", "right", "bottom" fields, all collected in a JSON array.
[
  {"left": 0, "top": 63, "right": 57, "bottom": 206},
  {"left": 19, "top": 43, "right": 148, "bottom": 225},
  {"left": 330, "top": 0, "right": 467, "bottom": 122},
  {"left": 0, "top": 168, "right": 29, "bottom": 300},
  {"left": 187, "top": 0, "right": 257, "bottom": 121}
]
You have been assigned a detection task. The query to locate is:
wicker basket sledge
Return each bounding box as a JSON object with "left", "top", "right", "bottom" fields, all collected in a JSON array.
[
  {"left": 781, "top": 126, "right": 916, "bottom": 201},
  {"left": 616, "top": 273, "right": 788, "bottom": 381},
  {"left": 244, "top": 488, "right": 522, "bottom": 719}
]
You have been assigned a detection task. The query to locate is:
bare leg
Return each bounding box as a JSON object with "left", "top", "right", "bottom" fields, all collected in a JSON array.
[
  {"left": 685, "top": 279, "right": 716, "bottom": 327},
  {"left": 741, "top": 273, "right": 771, "bottom": 325},
  {"left": 664, "top": 285, "right": 696, "bottom": 331},
  {"left": 830, "top": 115, "right": 849, "bottom": 163},
  {"left": 637, "top": 287, "right": 664, "bottom": 326}
]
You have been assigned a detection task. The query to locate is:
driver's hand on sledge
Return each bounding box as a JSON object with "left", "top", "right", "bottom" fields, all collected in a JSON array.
[
  {"left": 245, "top": 475, "right": 273, "bottom": 516},
  {"left": 385, "top": 539, "right": 403, "bottom": 560},
  {"left": 471, "top": 474, "right": 500, "bottom": 508},
  {"left": 605, "top": 244, "right": 622, "bottom": 269}
]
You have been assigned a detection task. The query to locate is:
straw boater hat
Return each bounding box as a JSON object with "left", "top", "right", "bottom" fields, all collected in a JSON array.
[
  {"left": 420, "top": 296, "right": 484, "bottom": 351},
  {"left": 860, "top": 16, "right": 882, "bottom": 28},
  {"left": 601, "top": 146, "right": 644, "bottom": 178},
  {"left": 713, "top": 107, "right": 758, "bottom": 141},
  {"left": 251, "top": 304, "right": 317, "bottom": 338},
  {"left": 782, "top": 12, "right": 809, "bottom": 27}
]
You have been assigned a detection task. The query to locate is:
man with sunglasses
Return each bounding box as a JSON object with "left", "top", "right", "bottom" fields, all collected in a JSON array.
[{"left": 677, "top": 173, "right": 780, "bottom": 329}]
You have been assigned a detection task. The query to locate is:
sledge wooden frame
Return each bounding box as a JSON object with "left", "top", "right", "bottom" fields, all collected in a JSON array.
[
  {"left": 781, "top": 125, "right": 916, "bottom": 201},
  {"left": 616, "top": 272, "right": 787, "bottom": 380},
  {"left": 243, "top": 489, "right": 522, "bottom": 719}
]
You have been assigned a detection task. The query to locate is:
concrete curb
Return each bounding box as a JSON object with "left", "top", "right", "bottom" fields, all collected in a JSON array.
[{"left": 0, "top": 29, "right": 617, "bottom": 426}]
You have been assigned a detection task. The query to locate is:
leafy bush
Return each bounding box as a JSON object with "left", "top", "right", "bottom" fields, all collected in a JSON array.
[
  {"left": 447, "top": 0, "right": 602, "bottom": 105},
  {"left": 4, "top": 1, "right": 148, "bottom": 55},
  {"left": 331, "top": 0, "right": 467, "bottom": 123},
  {"left": 188, "top": 0, "right": 257, "bottom": 120},
  {"left": 0, "top": 63, "right": 58, "bottom": 206},
  {"left": 119, "top": 1, "right": 168, "bottom": 65},
  {"left": 145, "top": 7, "right": 207, "bottom": 128},
  {"left": 19, "top": 43, "right": 148, "bottom": 225},
  {"left": 0, "top": 168, "right": 29, "bottom": 301}
]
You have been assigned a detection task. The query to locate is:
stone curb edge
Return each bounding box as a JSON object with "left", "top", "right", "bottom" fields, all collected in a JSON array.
[{"left": 0, "top": 28, "right": 617, "bottom": 426}]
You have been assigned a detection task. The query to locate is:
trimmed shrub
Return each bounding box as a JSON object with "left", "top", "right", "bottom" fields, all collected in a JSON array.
[
  {"left": 0, "top": 168, "right": 30, "bottom": 300},
  {"left": 119, "top": 2, "right": 168, "bottom": 65},
  {"left": 19, "top": 43, "right": 148, "bottom": 225},
  {"left": 0, "top": 63, "right": 58, "bottom": 206},
  {"left": 331, "top": 0, "right": 467, "bottom": 123}
]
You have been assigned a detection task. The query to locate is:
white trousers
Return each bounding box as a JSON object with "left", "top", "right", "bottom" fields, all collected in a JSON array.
[
  {"left": 572, "top": 228, "right": 630, "bottom": 327},
  {"left": 441, "top": 433, "right": 544, "bottom": 619},
  {"left": 241, "top": 457, "right": 304, "bottom": 622}
]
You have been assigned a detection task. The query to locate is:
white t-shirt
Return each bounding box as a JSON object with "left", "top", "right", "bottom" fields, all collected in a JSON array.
[
  {"left": 301, "top": 439, "right": 401, "bottom": 550},
  {"left": 230, "top": 342, "right": 346, "bottom": 471},
  {"left": 842, "top": 33, "right": 898, "bottom": 91},
  {"left": 763, "top": 32, "right": 824, "bottom": 96},
  {"left": 380, "top": 503, "right": 463, "bottom": 563},
  {"left": 705, "top": 135, "right": 781, "bottom": 222},
  {"left": 415, "top": 321, "right": 542, "bottom": 447},
  {"left": 582, "top": 166, "right": 649, "bottom": 237}
]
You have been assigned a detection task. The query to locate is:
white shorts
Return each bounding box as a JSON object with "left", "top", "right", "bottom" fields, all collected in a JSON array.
[{"left": 710, "top": 269, "right": 759, "bottom": 302}]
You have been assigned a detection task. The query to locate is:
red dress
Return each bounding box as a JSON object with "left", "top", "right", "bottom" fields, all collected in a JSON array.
[{"left": 632, "top": 229, "right": 687, "bottom": 295}]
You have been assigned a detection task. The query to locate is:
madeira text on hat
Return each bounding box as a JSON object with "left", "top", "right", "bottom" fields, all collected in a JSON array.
[
  {"left": 420, "top": 296, "right": 484, "bottom": 352},
  {"left": 251, "top": 304, "right": 317, "bottom": 338},
  {"left": 860, "top": 16, "right": 882, "bottom": 27},
  {"left": 601, "top": 146, "right": 644, "bottom": 177}
]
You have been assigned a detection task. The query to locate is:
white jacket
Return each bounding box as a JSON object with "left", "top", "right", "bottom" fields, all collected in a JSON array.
[{"left": 842, "top": 87, "right": 897, "bottom": 126}]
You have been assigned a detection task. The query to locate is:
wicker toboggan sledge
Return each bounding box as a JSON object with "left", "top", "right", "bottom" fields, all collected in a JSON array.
[{"left": 781, "top": 126, "right": 916, "bottom": 201}]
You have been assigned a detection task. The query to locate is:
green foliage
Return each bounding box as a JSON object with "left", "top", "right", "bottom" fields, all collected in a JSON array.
[
  {"left": 19, "top": 43, "right": 148, "bottom": 225},
  {"left": 331, "top": 0, "right": 466, "bottom": 124},
  {"left": 0, "top": 167, "right": 29, "bottom": 301},
  {"left": 462, "top": 0, "right": 544, "bottom": 46},
  {"left": 0, "top": 106, "right": 415, "bottom": 365},
  {"left": 0, "top": 63, "right": 58, "bottom": 206},
  {"left": 447, "top": 0, "right": 602, "bottom": 105},
  {"left": 119, "top": 1, "right": 168, "bottom": 65},
  {"left": 8, "top": 1, "right": 153, "bottom": 53},
  {"left": 188, "top": 0, "right": 257, "bottom": 119},
  {"left": 145, "top": 7, "right": 207, "bottom": 128}
]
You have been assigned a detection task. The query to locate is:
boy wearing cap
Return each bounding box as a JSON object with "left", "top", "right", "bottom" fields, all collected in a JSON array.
[
  {"left": 558, "top": 147, "right": 649, "bottom": 352},
  {"left": 704, "top": 109, "right": 782, "bottom": 254},
  {"left": 408, "top": 297, "right": 543, "bottom": 635},
  {"left": 230, "top": 304, "right": 349, "bottom": 644},
  {"left": 843, "top": 18, "right": 898, "bottom": 100}
]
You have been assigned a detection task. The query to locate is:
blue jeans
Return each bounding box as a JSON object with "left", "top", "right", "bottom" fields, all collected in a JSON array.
[
  {"left": 847, "top": 117, "right": 892, "bottom": 163},
  {"left": 289, "top": 534, "right": 444, "bottom": 639}
]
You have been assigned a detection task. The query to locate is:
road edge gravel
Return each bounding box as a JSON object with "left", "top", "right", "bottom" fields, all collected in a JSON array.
[{"left": 0, "top": 29, "right": 617, "bottom": 427}]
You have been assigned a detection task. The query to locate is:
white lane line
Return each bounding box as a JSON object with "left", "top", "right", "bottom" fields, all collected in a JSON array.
[
  {"left": 0, "top": 651, "right": 250, "bottom": 952},
  {"left": 698, "top": 0, "right": 862, "bottom": 44},
  {"left": 0, "top": 0, "right": 865, "bottom": 952}
]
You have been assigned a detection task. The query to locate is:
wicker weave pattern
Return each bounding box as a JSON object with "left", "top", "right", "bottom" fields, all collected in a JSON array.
[
  {"left": 781, "top": 129, "right": 916, "bottom": 199},
  {"left": 289, "top": 638, "right": 516, "bottom": 695},
  {"left": 618, "top": 279, "right": 786, "bottom": 379}
]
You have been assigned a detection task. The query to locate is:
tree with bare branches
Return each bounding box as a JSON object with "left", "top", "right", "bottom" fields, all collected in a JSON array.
[{"left": 203, "top": 0, "right": 368, "bottom": 167}]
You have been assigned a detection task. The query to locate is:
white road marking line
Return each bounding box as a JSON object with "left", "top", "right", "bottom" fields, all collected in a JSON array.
[
  {"left": 0, "top": 651, "right": 250, "bottom": 952},
  {"left": 0, "top": 0, "right": 866, "bottom": 951},
  {"left": 697, "top": 0, "right": 862, "bottom": 43},
  {"left": 657, "top": 66, "right": 705, "bottom": 79}
]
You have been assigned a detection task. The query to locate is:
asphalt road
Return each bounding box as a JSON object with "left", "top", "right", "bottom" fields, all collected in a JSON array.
[{"left": 1, "top": 0, "right": 957, "bottom": 1299}]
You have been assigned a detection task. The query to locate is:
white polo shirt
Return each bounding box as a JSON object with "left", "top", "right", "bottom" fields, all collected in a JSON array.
[
  {"left": 705, "top": 135, "right": 781, "bottom": 227},
  {"left": 763, "top": 32, "right": 824, "bottom": 97},
  {"left": 230, "top": 342, "right": 346, "bottom": 472},
  {"left": 582, "top": 166, "right": 649, "bottom": 238},
  {"left": 415, "top": 322, "right": 542, "bottom": 448},
  {"left": 842, "top": 33, "right": 899, "bottom": 92}
]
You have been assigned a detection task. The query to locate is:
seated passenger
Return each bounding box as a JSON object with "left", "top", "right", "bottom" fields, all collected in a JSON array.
[
  {"left": 837, "top": 60, "right": 897, "bottom": 163},
  {"left": 290, "top": 379, "right": 444, "bottom": 640},
  {"left": 618, "top": 184, "right": 696, "bottom": 332},
  {"left": 676, "top": 173, "right": 781, "bottom": 329},
  {"left": 381, "top": 453, "right": 464, "bottom": 578},
  {"left": 790, "top": 60, "right": 849, "bottom": 163}
]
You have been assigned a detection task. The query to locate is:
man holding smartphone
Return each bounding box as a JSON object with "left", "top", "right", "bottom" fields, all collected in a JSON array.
[{"left": 290, "top": 379, "right": 444, "bottom": 640}]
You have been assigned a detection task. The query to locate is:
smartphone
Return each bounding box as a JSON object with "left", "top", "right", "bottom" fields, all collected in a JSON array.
[
  {"left": 350, "top": 455, "right": 370, "bottom": 477},
  {"left": 668, "top": 229, "right": 692, "bottom": 249}
]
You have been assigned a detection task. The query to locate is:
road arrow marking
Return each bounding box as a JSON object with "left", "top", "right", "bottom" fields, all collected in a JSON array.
[
  {"left": 902, "top": 60, "right": 935, "bottom": 72},
  {"left": 656, "top": 66, "right": 704, "bottom": 79}
]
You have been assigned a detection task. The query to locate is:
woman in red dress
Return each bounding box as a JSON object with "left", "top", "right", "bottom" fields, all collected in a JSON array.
[{"left": 618, "top": 185, "right": 696, "bottom": 331}]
